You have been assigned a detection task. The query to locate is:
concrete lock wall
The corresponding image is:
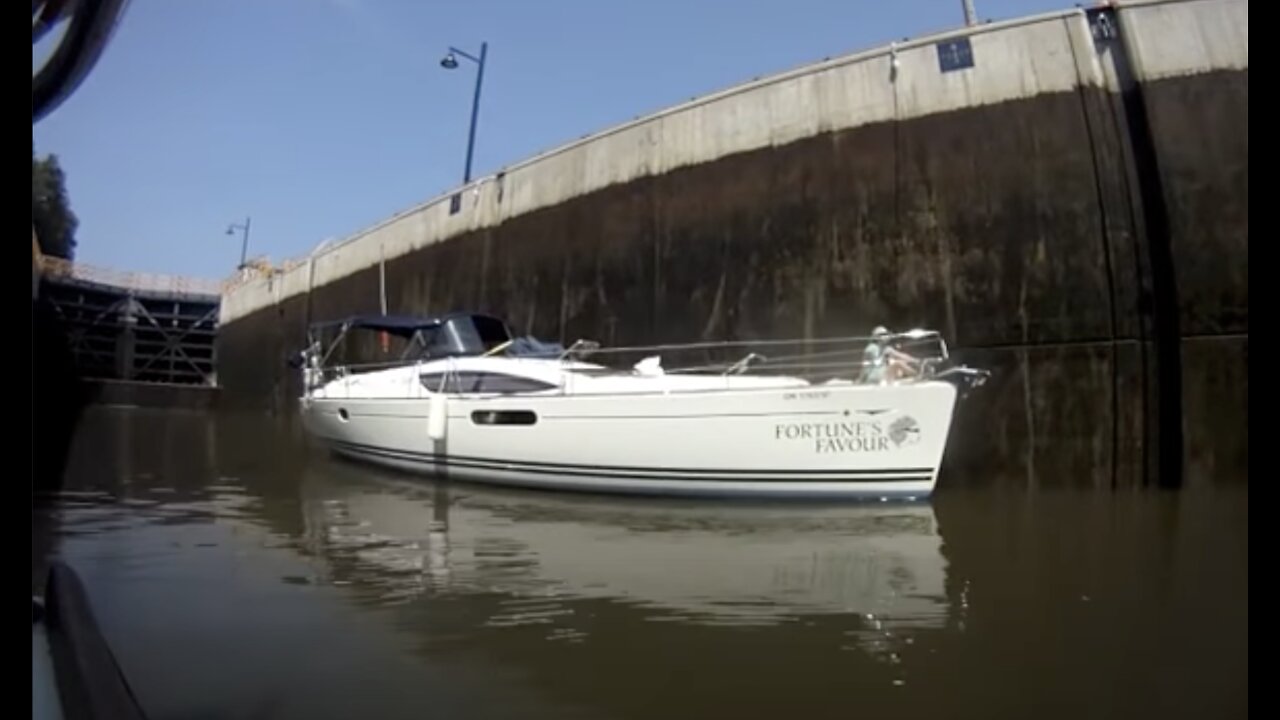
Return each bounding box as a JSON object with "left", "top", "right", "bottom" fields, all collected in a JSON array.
[
  {"left": 1117, "top": 0, "right": 1248, "bottom": 487},
  {"left": 217, "top": 0, "right": 1247, "bottom": 490}
]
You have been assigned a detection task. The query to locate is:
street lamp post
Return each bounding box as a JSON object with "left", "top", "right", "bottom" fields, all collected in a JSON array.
[
  {"left": 227, "top": 217, "right": 251, "bottom": 268},
  {"left": 440, "top": 42, "right": 488, "bottom": 184}
]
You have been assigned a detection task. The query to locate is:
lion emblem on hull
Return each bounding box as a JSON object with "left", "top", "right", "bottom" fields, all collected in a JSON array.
[{"left": 889, "top": 415, "right": 921, "bottom": 447}]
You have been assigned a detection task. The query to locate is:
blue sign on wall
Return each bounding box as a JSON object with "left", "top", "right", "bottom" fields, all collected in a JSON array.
[{"left": 937, "top": 38, "right": 975, "bottom": 73}]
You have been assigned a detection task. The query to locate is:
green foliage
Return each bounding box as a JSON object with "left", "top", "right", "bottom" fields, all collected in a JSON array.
[{"left": 32, "top": 149, "right": 78, "bottom": 260}]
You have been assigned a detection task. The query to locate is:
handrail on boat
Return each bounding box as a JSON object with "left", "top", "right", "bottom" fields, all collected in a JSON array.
[
  {"left": 557, "top": 329, "right": 942, "bottom": 357},
  {"left": 724, "top": 352, "right": 767, "bottom": 375},
  {"left": 312, "top": 331, "right": 945, "bottom": 366},
  {"left": 301, "top": 326, "right": 955, "bottom": 391},
  {"left": 557, "top": 338, "right": 602, "bottom": 361}
]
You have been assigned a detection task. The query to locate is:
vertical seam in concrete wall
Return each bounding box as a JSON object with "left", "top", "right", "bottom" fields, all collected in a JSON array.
[
  {"left": 1114, "top": 7, "right": 1186, "bottom": 489},
  {"left": 1068, "top": 12, "right": 1122, "bottom": 490},
  {"left": 378, "top": 245, "right": 387, "bottom": 315},
  {"left": 890, "top": 43, "right": 903, "bottom": 258},
  {"left": 306, "top": 256, "right": 316, "bottom": 331},
  {"left": 1092, "top": 13, "right": 1154, "bottom": 487}
]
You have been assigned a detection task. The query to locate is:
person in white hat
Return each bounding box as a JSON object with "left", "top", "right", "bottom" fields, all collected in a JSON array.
[{"left": 859, "top": 326, "right": 920, "bottom": 384}]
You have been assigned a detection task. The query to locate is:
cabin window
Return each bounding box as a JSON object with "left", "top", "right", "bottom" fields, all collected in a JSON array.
[
  {"left": 472, "top": 315, "right": 512, "bottom": 352},
  {"left": 471, "top": 410, "right": 537, "bottom": 426},
  {"left": 420, "top": 327, "right": 455, "bottom": 358},
  {"left": 419, "top": 315, "right": 514, "bottom": 358},
  {"left": 419, "top": 372, "right": 557, "bottom": 394}
]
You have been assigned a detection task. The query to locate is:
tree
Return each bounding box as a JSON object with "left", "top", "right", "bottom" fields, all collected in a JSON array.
[{"left": 32, "top": 149, "right": 78, "bottom": 260}]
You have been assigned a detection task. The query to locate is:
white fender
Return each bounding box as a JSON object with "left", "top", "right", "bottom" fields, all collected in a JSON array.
[{"left": 427, "top": 392, "right": 448, "bottom": 441}]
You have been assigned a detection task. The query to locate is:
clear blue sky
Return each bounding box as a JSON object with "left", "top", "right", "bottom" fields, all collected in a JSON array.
[{"left": 34, "top": 0, "right": 1067, "bottom": 279}]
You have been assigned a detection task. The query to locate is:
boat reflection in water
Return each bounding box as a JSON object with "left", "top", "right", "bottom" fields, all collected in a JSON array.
[{"left": 298, "top": 457, "right": 952, "bottom": 651}]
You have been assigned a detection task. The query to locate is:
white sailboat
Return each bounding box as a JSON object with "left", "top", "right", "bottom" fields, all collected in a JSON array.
[{"left": 295, "top": 312, "right": 988, "bottom": 499}]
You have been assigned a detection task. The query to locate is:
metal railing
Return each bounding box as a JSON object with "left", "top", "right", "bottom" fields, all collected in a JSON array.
[
  {"left": 302, "top": 329, "right": 958, "bottom": 400},
  {"left": 39, "top": 255, "right": 227, "bottom": 297}
]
